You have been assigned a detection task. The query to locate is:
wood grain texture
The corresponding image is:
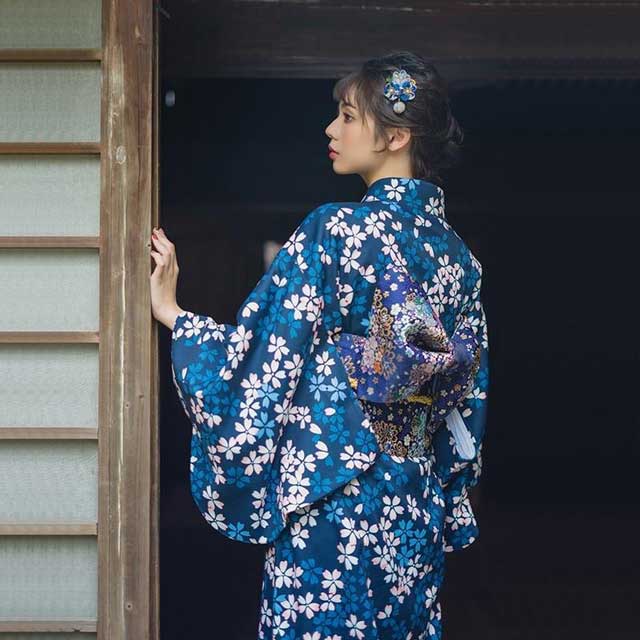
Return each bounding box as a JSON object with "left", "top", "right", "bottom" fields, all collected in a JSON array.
[
  {"left": 0, "top": 523, "right": 97, "bottom": 535},
  {"left": 0, "top": 427, "right": 98, "bottom": 439},
  {"left": 0, "top": 48, "right": 102, "bottom": 61},
  {"left": 99, "top": 1, "right": 158, "bottom": 638},
  {"left": 0, "top": 142, "right": 101, "bottom": 154},
  {"left": 0, "top": 331, "right": 100, "bottom": 343},
  {"left": 0, "top": 619, "right": 98, "bottom": 632},
  {"left": 161, "top": 0, "right": 640, "bottom": 81},
  {"left": 0, "top": 236, "right": 100, "bottom": 248},
  {"left": 150, "top": 4, "right": 161, "bottom": 638}
]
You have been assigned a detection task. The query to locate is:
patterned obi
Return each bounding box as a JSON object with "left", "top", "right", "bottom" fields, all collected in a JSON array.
[
  {"left": 356, "top": 395, "right": 437, "bottom": 458},
  {"left": 336, "top": 261, "right": 482, "bottom": 459}
]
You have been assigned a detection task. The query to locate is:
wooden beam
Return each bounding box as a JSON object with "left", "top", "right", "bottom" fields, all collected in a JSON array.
[
  {"left": 0, "top": 236, "right": 100, "bottom": 248},
  {"left": 0, "top": 620, "right": 98, "bottom": 633},
  {"left": 150, "top": 3, "right": 162, "bottom": 638},
  {"left": 0, "top": 331, "right": 99, "bottom": 343},
  {"left": 161, "top": 0, "right": 640, "bottom": 81},
  {"left": 0, "top": 48, "right": 102, "bottom": 62},
  {"left": 99, "top": 0, "right": 158, "bottom": 638},
  {"left": 0, "top": 142, "right": 101, "bottom": 154},
  {"left": 0, "top": 523, "right": 97, "bottom": 535},
  {"left": 0, "top": 427, "right": 98, "bottom": 439}
]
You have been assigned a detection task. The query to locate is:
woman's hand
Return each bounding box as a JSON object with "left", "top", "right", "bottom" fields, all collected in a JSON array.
[{"left": 150, "top": 227, "right": 184, "bottom": 330}]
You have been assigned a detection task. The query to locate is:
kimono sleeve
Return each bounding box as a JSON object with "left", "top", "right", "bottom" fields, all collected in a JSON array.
[
  {"left": 170, "top": 203, "right": 379, "bottom": 545},
  {"left": 432, "top": 276, "right": 490, "bottom": 552}
]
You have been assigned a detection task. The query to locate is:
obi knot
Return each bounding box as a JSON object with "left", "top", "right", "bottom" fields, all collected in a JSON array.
[{"left": 336, "top": 261, "right": 481, "bottom": 432}]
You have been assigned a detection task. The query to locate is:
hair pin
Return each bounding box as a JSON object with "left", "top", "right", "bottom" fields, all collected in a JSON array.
[{"left": 383, "top": 69, "right": 417, "bottom": 114}]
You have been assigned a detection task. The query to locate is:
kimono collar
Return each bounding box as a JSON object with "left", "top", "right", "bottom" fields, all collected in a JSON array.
[{"left": 360, "top": 176, "right": 446, "bottom": 220}]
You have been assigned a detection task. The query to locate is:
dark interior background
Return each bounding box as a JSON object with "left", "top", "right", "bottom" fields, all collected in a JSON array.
[{"left": 157, "top": 9, "right": 640, "bottom": 640}]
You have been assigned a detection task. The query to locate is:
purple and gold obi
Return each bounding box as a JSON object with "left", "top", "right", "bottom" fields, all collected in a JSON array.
[{"left": 336, "top": 262, "right": 482, "bottom": 458}]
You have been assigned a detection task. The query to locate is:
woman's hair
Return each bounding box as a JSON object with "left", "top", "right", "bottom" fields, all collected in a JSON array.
[{"left": 332, "top": 50, "right": 464, "bottom": 186}]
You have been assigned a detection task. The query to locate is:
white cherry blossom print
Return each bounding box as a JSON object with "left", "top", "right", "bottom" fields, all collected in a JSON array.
[
  {"left": 383, "top": 177, "right": 406, "bottom": 202},
  {"left": 171, "top": 178, "right": 488, "bottom": 640}
]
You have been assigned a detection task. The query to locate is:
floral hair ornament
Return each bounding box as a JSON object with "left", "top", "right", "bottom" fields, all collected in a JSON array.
[{"left": 383, "top": 68, "right": 417, "bottom": 114}]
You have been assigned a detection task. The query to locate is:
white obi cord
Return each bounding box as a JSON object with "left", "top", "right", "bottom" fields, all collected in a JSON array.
[{"left": 444, "top": 407, "right": 476, "bottom": 460}]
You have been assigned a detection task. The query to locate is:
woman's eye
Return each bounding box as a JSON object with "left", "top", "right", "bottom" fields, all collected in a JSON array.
[{"left": 343, "top": 113, "right": 353, "bottom": 122}]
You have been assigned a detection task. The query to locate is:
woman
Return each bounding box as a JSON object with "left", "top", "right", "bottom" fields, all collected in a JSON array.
[{"left": 150, "top": 51, "right": 489, "bottom": 640}]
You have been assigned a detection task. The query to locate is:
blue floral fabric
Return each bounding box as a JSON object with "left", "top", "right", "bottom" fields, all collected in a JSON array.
[{"left": 171, "top": 176, "right": 489, "bottom": 639}]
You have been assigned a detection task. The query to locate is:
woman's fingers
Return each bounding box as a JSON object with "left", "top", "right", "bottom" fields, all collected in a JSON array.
[
  {"left": 151, "top": 232, "right": 170, "bottom": 251},
  {"left": 151, "top": 228, "right": 175, "bottom": 259},
  {"left": 152, "top": 228, "right": 178, "bottom": 270},
  {"left": 149, "top": 251, "right": 166, "bottom": 280},
  {"left": 154, "top": 227, "right": 172, "bottom": 246},
  {"left": 151, "top": 238, "right": 175, "bottom": 270},
  {"left": 150, "top": 234, "right": 167, "bottom": 255}
]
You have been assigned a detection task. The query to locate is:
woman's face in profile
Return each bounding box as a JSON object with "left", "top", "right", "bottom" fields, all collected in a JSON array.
[{"left": 325, "top": 90, "right": 379, "bottom": 177}]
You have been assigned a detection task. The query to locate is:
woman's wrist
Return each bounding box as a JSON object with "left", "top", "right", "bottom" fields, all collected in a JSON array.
[{"left": 160, "top": 304, "right": 185, "bottom": 331}]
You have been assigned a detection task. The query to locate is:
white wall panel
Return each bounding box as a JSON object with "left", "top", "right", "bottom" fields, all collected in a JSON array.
[
  {"left": 0, "top": 249, "right": 99, "bottom": 331},
  {"left": 0, "top": 537, "right": 97, "bottom": 619},
  {"left": 0, "top": 345, "right": 98, "bottom": 427},
  {"left": 0, "top": 156, "right": 100, "bottom": 236},
  {"left": 0, "top": 0, "right": 101, "bottom": 49},
  {"left": 0, "top": 63, "right": 101, "bottom": 142},
  {"left": 0, "top": 441, "right": 97, "bottom": 522}
]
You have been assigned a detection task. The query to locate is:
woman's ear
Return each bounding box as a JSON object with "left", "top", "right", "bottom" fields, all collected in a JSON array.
[{"left": 387, "top": 126, "right": 412, "bottom": 152}]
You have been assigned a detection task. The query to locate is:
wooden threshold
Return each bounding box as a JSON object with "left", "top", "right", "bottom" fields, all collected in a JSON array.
[
  {"left": 0, "top": 142, "right": 101, "bottom": 154},
  {"left": 0, "top": 619, "right": 98, "bottom": 633},
  {"left": 0, "top": 236, "right": 100, "bottom": 248},
  {"left": 0, "top": 331, "right": 100, "bottom": 343},
  {"left": 0, "top": 523, "right": 97, "bottom": 536},
  {"left": 0, "top": 427, "right": 98, "bottom": 440},
  {"left": 0, "top": 48, "right": 102, "bottom": 62}
]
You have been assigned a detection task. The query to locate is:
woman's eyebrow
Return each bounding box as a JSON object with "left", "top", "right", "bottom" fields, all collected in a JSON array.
[{"left": 337, "top": 101, "right": 356, "bottom": 118}]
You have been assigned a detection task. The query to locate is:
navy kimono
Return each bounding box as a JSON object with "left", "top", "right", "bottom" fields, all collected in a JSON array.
[{"left": 171, "top": 176, "right": 489, "bottom": 639}]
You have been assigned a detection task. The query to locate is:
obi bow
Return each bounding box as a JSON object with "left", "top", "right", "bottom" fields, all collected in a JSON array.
[{"left": 335, "top": 262, "right": 482, "bottom": 458}]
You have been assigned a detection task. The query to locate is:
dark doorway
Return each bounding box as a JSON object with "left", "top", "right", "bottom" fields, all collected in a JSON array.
[{"left": 158, "top": 19, "right": 640, "bottom": 640}]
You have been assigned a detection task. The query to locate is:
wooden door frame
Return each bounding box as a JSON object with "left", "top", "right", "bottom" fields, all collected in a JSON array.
[
  {"left": 94, "top": 2, "right": 640, "bottom": 637},
  {"left": 99, "top": 1, "right": 160, "bottom": 638}
]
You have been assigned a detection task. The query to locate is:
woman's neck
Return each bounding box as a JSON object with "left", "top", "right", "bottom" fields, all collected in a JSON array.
[{"left": 363, "top": 160, "right": 414, "bottom": 188}]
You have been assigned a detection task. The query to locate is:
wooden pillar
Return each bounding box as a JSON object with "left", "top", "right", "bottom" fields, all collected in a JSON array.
[{"left": 100, "top": 1, "right": 159, "bottom": 638}]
